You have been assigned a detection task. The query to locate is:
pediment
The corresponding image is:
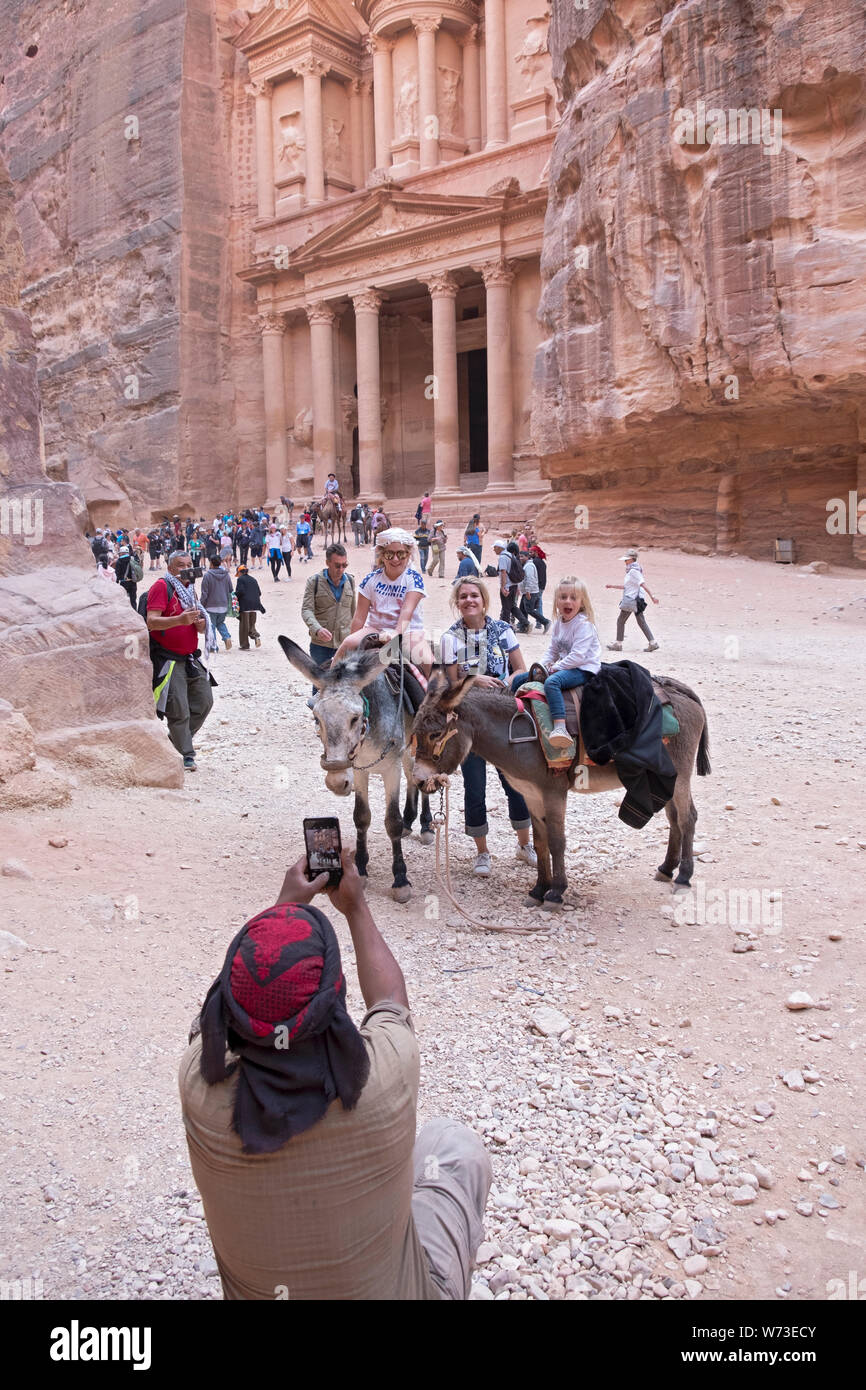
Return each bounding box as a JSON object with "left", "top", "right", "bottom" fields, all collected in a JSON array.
[
  {"left": 290, "top": 189, "right": 503, "bottom": 267},
  {"left": 233, "top": 0, "right": 366, "bottom": 53}
]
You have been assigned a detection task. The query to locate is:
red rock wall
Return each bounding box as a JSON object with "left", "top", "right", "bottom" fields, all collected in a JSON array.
[
  {"left": 0, "top": 0, "right": 264, "bottom": 525},
  {"left": 534, "top": 0, "right": 866, "bottom": 565}
]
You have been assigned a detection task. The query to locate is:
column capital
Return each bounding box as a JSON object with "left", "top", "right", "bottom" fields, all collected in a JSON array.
[
  {"left": 352, "top": 287, "right": 383, "bottom": 315},
  {"left": 245, "top": 78, "right": 272, "bottom": 100},
  {"left": 457, "top": 24, "right": 479, "bottom": 47},
  {"left": 413, "top": 16, "right": 441, "bottom": 35},
  {"left": 295, "top": 55, "right": 329, "bottom": 79},
  {"left": 257, "top": 310, "right": 285, "bottom": 335},
  {"left": 350, "top": 77, "right": 371, "bottom": 96},
  {"left": 479, "top": 259, "right": 515, "bottom": 288},
  {"left": 425, "top": 271, "right": 459, "bottom": 300},
  {"left": 305, "top": 301, "right": 336, "bottom": 326},
  {"left": 366, "top": 33, "right": 394, "bottom": 55}
]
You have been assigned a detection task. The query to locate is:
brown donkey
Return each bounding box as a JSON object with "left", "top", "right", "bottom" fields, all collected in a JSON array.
[{"left": 411, "top": 672, "right": 710, "bottom": 907}]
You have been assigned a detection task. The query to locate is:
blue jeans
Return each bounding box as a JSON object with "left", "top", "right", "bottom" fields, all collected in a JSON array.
[
  {"left": 309, "top": 641, "right": 335, "bottom": 694},
  {"left": 461, "top": 751, "right": 530, "bottom": 838},
  {"left": 208, "top": 610, "right": 231, "bottom": 644},
  {"left": 512, "top": 667, "right": 589, "bottom": 722}
]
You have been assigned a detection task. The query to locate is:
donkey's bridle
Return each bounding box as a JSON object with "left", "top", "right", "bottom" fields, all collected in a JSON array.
[{"left": 410, "top": 709, "right": 459, "bottom": 763}]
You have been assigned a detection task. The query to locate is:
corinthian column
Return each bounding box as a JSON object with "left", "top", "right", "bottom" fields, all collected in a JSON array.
[
  {"left": 259, "top": 311, "right": 288, "bottom": 505},
  {"left": 425, "top": 272, "right": 460, "bottom": 492},
  {"left": 414, "top": 17, "right": 440, "bottom": 169},
  {"left": 298, "top": 57, "right": 328, "bottom": 204},
  {"left": 369, "top": 35, "right": 394, "bottom": 171},
  {"left": 246, "top": 79, "right": 275, "bottom": 220},
  {"left": 484, "top": 0, "right": 508, "bottom": 148},
  {"left": 352, "top": 289, "right": 384, "bottom": 497},
  {"left": 458, "top": 27, "right": 482, "bottom": 153},
  {"left": 305, "top": 302, "right": 337, "bottom": 494},
  {"left": 481, "top": 261, "right": 514, "bottom": 487}
]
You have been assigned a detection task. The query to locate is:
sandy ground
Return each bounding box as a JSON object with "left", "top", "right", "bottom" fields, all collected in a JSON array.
[{"left": 1, "top": 540, "right": 864, "bottom": 1302}]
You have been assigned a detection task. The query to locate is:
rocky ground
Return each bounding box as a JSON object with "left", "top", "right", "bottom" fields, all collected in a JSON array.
[{"left": 1, "top": 541, "right": 864, "bottom": 1302}]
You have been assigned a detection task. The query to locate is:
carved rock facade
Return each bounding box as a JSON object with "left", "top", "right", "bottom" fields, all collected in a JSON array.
[{"left": 534, "top": 0, "right": 866, "bottom": 565}]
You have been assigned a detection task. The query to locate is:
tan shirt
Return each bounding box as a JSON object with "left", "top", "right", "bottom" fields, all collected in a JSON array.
[{"left": 178, "top": 1001, "right": 441, "bottom": 1301}]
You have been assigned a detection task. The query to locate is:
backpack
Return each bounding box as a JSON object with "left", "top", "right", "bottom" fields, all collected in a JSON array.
[
  {"left": 507, "top": 551, "right": 525, "bottom": 586},
  {"left": 129, "top": 555, "right": 144, "bottom": 582},
  {"left": 137, "top": 575, "right": 172, "bottom": 623}
]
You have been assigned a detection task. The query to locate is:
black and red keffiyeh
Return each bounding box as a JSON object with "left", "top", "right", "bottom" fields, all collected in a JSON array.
[{"left": 197, "top": 902, "right": 370, "bottom": 1154}]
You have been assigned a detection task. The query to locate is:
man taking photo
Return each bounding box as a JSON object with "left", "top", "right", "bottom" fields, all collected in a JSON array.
[
  {"left": 179, "top": 850, "right": 492, "bottom": 1299},
  {"left": 146, "top": 551, "right": 215, "bottom": 772}
]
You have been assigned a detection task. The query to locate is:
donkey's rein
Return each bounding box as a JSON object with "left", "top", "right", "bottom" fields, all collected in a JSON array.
[
  {"left": 324, "top": 644, "right": 407, "bottom": 773},
  {"left": 433, "top": 783, "right": 550, "bottom": 935}
]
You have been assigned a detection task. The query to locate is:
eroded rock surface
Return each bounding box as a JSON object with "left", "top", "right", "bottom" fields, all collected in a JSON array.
[{"left": 534, "top": 0, "right": 866, "bottom": 565}]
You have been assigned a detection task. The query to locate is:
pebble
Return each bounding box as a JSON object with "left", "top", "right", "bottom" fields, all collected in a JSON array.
[
  {"left": 828, "top": 930, "right": 842, "bottom": 941},
  {"left": 683, "top": 1255, "right": 708, "bottom": 1276},
  {"left": 603, "top": 1006, "right": 623, "bottom": 1020},
  {"left": 750, "top": 1163, "right": 774, "bottom": 1190},
  {"left": 831, "top": 1146, "right": 847, "bottom": 1165},
  {"left": 530, "top": 1005, "right": 571, "bottom": 1037},
  {"left": 1, "top": 859, "right": 33, "bottom": 880},
  {"left": 796, "top": 1202, "right": 813, "bottom": 1217},
  {"left": 730, "top": 1187, "right": 757, "bottom": 1205},
  {"left": 693, "top": 1157, "right": 720, "bottom": 1185},
  {"left": 782, "top": 1070, "right": 805, "bottom": 1092},
  {"left": 591, "top": 1175, "right": 622, "bottom": 1194},
  {"left": 48, "top": 836, "right": 68, "bottom": 849},
  {"left": 753, "top": 1101, "right": 775, "bottom": 1118},
  {"left": 819, "top": 1193, "right": 840, "bottom": 1210},
  {"left": 786, "top": 992, "right": 814, "bottom": 1011}
]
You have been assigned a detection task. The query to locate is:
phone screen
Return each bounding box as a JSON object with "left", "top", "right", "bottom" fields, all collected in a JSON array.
[{"left": 303, "top": 818, "right": 342, "bottom": 886}]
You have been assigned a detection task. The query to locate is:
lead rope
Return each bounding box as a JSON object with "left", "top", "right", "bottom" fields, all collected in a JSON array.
[{"left": 432, "top": 784, "right": 550, "bottom": 935}]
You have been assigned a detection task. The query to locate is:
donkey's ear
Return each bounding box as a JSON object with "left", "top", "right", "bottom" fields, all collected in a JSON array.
[
  {"left": 440, "top": 672, "right": 477, "bottom": 709},
  {"left": 278, "top": 635, "right": 329, "bottom": 684}
]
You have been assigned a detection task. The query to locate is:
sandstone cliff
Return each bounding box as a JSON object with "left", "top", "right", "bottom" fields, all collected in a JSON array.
[
  {"left": 0, "top": 155, "right": 183, "bottom": 797},
  {"left": 0, "top": 0, "right": 262, "bottom": 525},
  {"left": 534, "top": 0, "right": 866, "bottom": 565}
]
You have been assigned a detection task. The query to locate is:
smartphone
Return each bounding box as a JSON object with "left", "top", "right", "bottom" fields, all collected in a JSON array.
[{"left": 303, "top": 817, "right": 343, "bottom": 887}]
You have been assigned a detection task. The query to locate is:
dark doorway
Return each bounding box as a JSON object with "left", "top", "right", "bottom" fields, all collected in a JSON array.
[
  {"left": 351, "top": 426, "right": 359, "bottom": 497},
  {"left": 466, "top": 348, "right": 488, "bottom": 472}
]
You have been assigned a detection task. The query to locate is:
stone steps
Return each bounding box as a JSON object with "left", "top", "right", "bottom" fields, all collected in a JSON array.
[{"left": 381, "top": 482, "right": 552, "bottom": 537}]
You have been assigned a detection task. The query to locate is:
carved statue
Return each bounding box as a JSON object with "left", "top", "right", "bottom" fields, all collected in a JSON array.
[
  {"left": 324, "top": 116, "right": 345, "bottom": 169},
  {"left": 278, "top": 113, "right": 305, "bottom": 174},
  {"left": 293, "top": 407, "right": 314, "bottom": 449},
  {"left": 517, "top": 14, "right": 550, "bottom": 91},
  {"left": 395, "top": 73, "right": 418, "bottom": 139},
  {"left": 438, "top": 67, "right": 462, "bottom": 135}
]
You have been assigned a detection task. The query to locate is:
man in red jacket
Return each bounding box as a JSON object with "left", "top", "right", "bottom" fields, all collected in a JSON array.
[{"left": 146, "top": 551, "right": 214, "bottom": 771}]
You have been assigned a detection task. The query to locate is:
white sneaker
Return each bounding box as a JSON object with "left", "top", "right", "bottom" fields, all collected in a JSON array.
[
  {"left": 549, "top": 722, "right": 573, "bottom": 750},
  {"left": 515, "top": 843, "right": 538, "bottom": 868},
  {"left": 473, "top": 852, "right": 491, "bottom": 877},
  {"left": 607, "top": 641, "right": 622, "bottom": 651}
]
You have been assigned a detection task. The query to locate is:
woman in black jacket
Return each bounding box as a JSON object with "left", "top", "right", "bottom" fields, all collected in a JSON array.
[
  {"left": 529, "top": 545, "right": 548, "bottom": 630},
  {"left": 234, "top": 566, "right": 265, "bottom": 650}
]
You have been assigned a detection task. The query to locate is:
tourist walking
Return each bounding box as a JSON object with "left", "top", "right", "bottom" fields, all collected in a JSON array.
[
  {"left": 439, "top": 577, "right": 537, "bottom": 877},
  {"left": 145, "top": 551, "right": 215, "bottom": 771},
  {"left": 454, "top": 544, "right": 481, "bottom": 579},
  {"left": 519, "top": 550, "right": 549, "bottom": 632},
  {"left": 280, "top": 524, "right": 293, "bottom": 580},
  {"left": 219, "top": 529, "right": 234, "bottom": 569},
  {"left": 237, "top": 522, "right": 251, "bottom": 568},
  {"left": 528, "top": 545, "right": 548, "bottom": 629},
  {"left": 267, "top": 526, "right": 283, "bottom": 581},
  {"left": 426, "top": 520, "right": 447, "bottom": 579},
  {"left": 115, "top": 545, "right": 139, "bottom": 609},
  {"left": 296, "top": 513, "right": 312, "bottom": 562},
  {"left": 147, "top": 529, "right": 163, "bottom": 570},
  {"left": 416, "top": 490, "right": 432, "bottom": 524},
  {"left": 249, "top": 521, "right": 265, "bottom": 571},
  {"left": 350, "top": 503, "right": 365, "bottom": 547},
  {"left": 492, "top": 539, "right": 529, "bottom": 633},
  {"left": 414, "top": 517, "right": 430, "bottom": 572},
  {"left": 234, "top": 565, "right": 265, "bottom": 650},
  {"left": 200, "top": 555, "right": 234, "bottom": 650},
  {"left": 463, "top": 514, "right": 485, "bottom": 565},
  {"left": 606, "top": 548, "right": 660, "bottom": 652},
  {"left": 511, "top": 576, "right": 602, "bottom": 748},
  {"left": 301, "top": 542, "right": 357, "bottom": 683}
]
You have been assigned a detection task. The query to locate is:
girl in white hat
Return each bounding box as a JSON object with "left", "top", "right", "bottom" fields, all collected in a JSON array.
[{"left": 331, "top": 527, "right": 433, "bottom": 674}]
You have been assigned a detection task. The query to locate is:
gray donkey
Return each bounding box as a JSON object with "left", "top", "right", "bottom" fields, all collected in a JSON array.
[
  {"left": 411, "top": 671, "right": 710, "bottom": 907},
  {"left": 278, "top": 636, "right": 433, "bottom": 902}
]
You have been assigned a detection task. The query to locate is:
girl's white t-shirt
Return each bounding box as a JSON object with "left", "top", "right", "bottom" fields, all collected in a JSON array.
[{"left": 359, "top": 565, "right": 426, "bottom": 632}]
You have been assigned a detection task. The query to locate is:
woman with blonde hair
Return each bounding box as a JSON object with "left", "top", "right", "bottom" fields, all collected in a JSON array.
[
  {"left": 511, "top": 575, "right": 601, "bottom": 749},
  {"left": 439, "top": 576, "right": 537, "bottom": 877},
  {"left": 331, "top": 526, "right": 432, "bottom": 673}
]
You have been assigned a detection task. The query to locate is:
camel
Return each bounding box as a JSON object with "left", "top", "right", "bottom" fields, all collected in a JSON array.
[
  {"left": 411, "top": 671, "right": 710, "bottom": 907},
  {"left": 315, "top": 495, "right": 346, "bottom": 547}
]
